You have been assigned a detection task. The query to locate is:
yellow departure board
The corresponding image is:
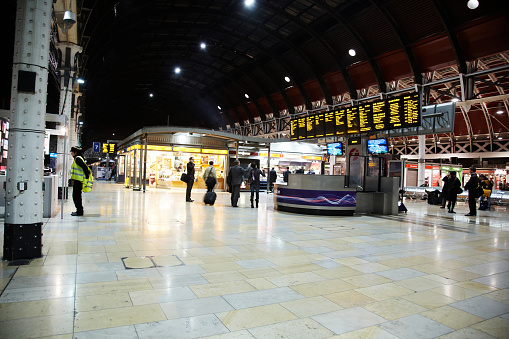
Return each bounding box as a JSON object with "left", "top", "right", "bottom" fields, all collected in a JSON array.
[
  {"left": 372, "top": 100, "right": 386, "bottom": 130},
  {"left": 346, "top": 106, "right": 359, "bottom": 134},
  {"left": 306, "top": 116, "right": 315, "bottom": 139},
  {"left": 335, "top": 109, "right": 346, "bottom": 135},
  {"left": 290, "top": 119, "right": 298, "bottom": 140},
  {"left": 314, "top": 113, "right": 325, "bottom": 138},
  {"left": 358, "top": 103, "right": 372, "bottom": 132}
]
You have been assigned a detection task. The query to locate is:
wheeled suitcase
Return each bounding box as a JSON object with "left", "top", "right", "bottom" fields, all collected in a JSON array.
[{"left": 204, "top": 191, "right": 217, "bottom": 205}]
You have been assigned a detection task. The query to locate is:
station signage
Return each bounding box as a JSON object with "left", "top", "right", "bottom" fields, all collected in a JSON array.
[
  {"left": 102, "top": 143, "right": 116, "bottom": 153},
  {"left": 290, "top": 92, "right": 420, "bottom": 140}
]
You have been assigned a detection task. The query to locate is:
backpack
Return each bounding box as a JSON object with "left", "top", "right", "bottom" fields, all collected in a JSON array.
[{"left": 248, "top": 169, "right": 256, "bottom": 184}]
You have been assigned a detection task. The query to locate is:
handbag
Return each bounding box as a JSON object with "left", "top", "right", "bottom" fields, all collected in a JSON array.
[
  {"left": 474, "top": 185, "right": 484, "bottom": 198},
  {"left": 456, "top": 187, "right": 463, "bottom": 194},
  {"left": 180, "top": 173, "right": 189, "bottom": 183}
]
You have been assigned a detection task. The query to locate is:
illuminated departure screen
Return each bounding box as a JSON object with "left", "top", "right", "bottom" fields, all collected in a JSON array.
[
  {"left": 314, "top": 113, "right": 325, "bottom": 138},
  {"left": 335, "top": 109, "right": 347, "bottom": 135},
  {"left": 290, "top": 119, "right": 298, "bottom": 140},
  {"left": 358, "top": 103, "right": 372, "bottom": 133},
  {"left": 402, "top": 93, "right": 420, "bottom": 127},
  {"left": 388, "top": 97, "right": 403, "bottom": 129},
  {"left": 346, "top": 106, "right": 360, "bottom": 134},
  {"left": 306, "top": 116, "right": 315, "bottom": 139},
  {"left": 324, "top": 111, "right": 335, "bottom": 136},
  {"left": 372, "top": 100, "right": 386, "bottom": 130},
  {"left": 298, "top": 117, "right": 306, "bottom": 139}
]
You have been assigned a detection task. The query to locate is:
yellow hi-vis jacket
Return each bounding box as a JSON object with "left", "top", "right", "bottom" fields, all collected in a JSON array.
[{"left": 71, "top": 156, "right": 93, "bottom": 192}]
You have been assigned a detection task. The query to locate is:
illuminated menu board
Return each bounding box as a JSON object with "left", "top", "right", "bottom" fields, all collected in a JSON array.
[
  {"left": 388, "top": 96, "right": 403, "bottom": 129},
  {"left": 358, "top": 103, "right": 372, "bottom": 133},
  {"left": 324, "top": 111, "right": 335, "bottom": 136},
  {"left": 289, "top": 92, "right": 420, "bottom": 140},
  {"left": 372, "top": 100, "right": 386, "bottom": 131},
  {"left": 306, "top": 116, "right": 315, "bottom": 139},
  {"left": 314, "top": 113, "right": 325, "bottom": 138},
  {"left": 346, "top": 106, "right": 360, "bottom": 134},
  {"left": 290, "top": 119, "right": 298, "bottom": 140},
  {"left": 335, "top": 109, "right": 346, "bottom": 136},
  {"left": 298, "top": 117, "right": 306, "bottom": 140},
  {"left": 403, "top": 93, "right": 420, "bottom": 127}
]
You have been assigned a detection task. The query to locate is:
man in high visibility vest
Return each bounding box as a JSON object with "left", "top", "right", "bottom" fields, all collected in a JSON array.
[{"left": 70, "top": 146, "right": 91, "bottom": 216}]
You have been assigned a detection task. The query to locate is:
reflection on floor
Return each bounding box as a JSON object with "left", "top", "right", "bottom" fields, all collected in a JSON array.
[{"left": 1, "top": 182, "right": 509, "bottom": 338}]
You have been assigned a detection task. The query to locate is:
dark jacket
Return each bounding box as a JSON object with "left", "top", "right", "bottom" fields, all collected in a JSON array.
[
  {"left": 464, "top": 173, "right": 479, "bottom": 193},
  {"left": 447, "top": 177, "right": 461, "bottom": 201},
  {"left": 187, "top": 161, "right": 195, "bottom": 179},
  {"left": 269, "top": 169, "right": 277, "bottom": 183},
  {"left": 442, "top": 175, "right": 450, "bottom": 199},
  {"left": 228, "top": 165, "right": 248, "bottom": 186},
  {"left": 283, "top": 170, "right": 289, "bottom": 182},
  {"left": 248, "top": 168, "right": 265, "bottom": 184}
]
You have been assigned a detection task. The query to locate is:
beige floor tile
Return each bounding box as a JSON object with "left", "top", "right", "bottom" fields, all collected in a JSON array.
[
  {"left": 402, "top": 290, "right": 457, "bottom": 308},
  {"left": 355, "top": 283, "right": 414, "bottom": 301},
  {"left": 151, "top": 255, "right": 183, "bottom": 267},
  {"left": 0, "top": 278, "right": 9, "bottom": 291},
  {"left": 216, "top": 304, "right": 298, "bottom": 331},
  {"left": 0, "top": 314, "right": 73, "bottom": 338},
  {"left": 200, "top": 262, "right": 243, "bottom": 273},
  {"left": 423, "top": 274, "right": 458, "bottom": 285},
  {"left": 412, "top": 263, "right": 450, "bottom": 274},
  {"left": 0, "top": 298, "right": 74, "bottom": 321},
  {"left": 76, "top": 253, "right": 109, "bottom": 264},
  {"left": 334, "top": 257, "right": 370, "bottom": 266},
  {"left": 395, "top": 276, "right": 444, "bottom": 292},
  {"left": 432, "top": 285, "right": 483, "bottom": 301},
  {"left": 38, "top": 334, "right": 73, "bottom": 339},
  {"left": 74, "top": 304, "right": 166, "bottom": 332},
  {"left": 484, "top": 289, "right": 509, "bottom": 304},
  {"left": 238, "top": 267, "right": 282, "bottom": 279},
  {"left": 350, "top": 262, "right": 392, "bottom": 273},
  {"left": 75, "top": 292, "right": 132, "bottom": 312},
  {"left": 364, "top": 298, "right": 427, "bottom": 320},
  {"left": 274, "top": 263, "right": 324, "bottom": 274},
  {"left": 471, "top": 317, "right": 509, "bottom": 338},
  {"left": 200, "top": 329, "right": 254, "bottom": 339},
  {"left": 455, "top": 281, "right": 499, "bottom": 293},
  {"left": 180, "top": 257, "right": 206, "bottom": 265},
  {"left": 437, "top": 270, "right": 483, "bottom": 281},
  {"left": 75, "top": 278, "right": 153, "bottom": 296},
  {"left": 268, "top": 254, "right": 327, "bottom": 266},
  {"left": 325, "top": 290, "right": 376, "bottom": 308},
  {"left": 314, "top": 266, "right": 364, "bottom": 279},
  {"left": 446, "top": 249, "right": 487, "bottom": 257},
  {"left": 421, "top": 305, "right": 484, "bottom": 330},
  {"left": 198, "top": 255, "right": 240, "bottom": 264},
  {"left": 291, "top": 279, "right": 356, "bottom": 297},
  {"left": 332, "top": 325, "right": 398, "bottom": 338},
  {"left": 104, "top": 244, "right": 133, "bottom": 252},
  {"left": 439, "top": 259, "right": 473, "bottom": 270},
  {"left": 342, "top": 273, "right": 392, "bottom": 288},
  {"left": 106, "top": 251, "right": 136, "bottom": 262},
  {"left": 190, "top": 281, "right": 256, "bottom": 298},
  {"left": 14, "top": 265, "right": 77, "bottom": 277},
  {"left": 246, "top": 278, "right": 277, "bottom": 290},
  {"left": 437, "top": 327, "right": 499, "bottom": 339},
  {"left": 248, "top": 317, "right": 334, "bottom": 338},
  {"left": 122, "top": 257, "right": 154, "bottom": 269},
  {"left": 203, "top": 271, "right": 247, "bottom": 284},
  {"left": 281, "top": 296, "right": 343, "bottom": 318},
  {"left": 268, "top": 272, "right": 325, "bottom": 287}
]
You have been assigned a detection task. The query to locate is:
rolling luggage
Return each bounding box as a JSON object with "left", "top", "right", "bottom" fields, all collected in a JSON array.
[{"left": 204, "top": 191, "right": 217, "bottom": 205}]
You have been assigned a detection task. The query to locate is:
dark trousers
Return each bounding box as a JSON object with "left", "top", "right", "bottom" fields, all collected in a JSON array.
[
  {"left": 468, "top": 193, "right": 477, "bottom": 215},
  {"left": 186, "top": 179, "right": 194, "bottom": 201},
  {"left": 73, "top": 179, "right": 83, "bottom": 214},
  {"left": 231, "top": 184, "right": 241, "bottom": 206},
  {"left": 250, "top": 183, "right": 260, "bottom": 201}
]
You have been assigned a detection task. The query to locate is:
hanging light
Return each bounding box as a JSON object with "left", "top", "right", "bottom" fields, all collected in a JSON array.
[
  {"left": 496, "top": 103, "right": 504, "bottom": 114},
  {"left": 217, "top": 106, "right": 221, "bottom": 110},
  {"left": 244, "top": 94, "right": 249, "bottom": 99},
  {"left": 348, "top": 49, "right": 356, "bottom": 56},
  {"left": 451, "top": 98, "right": 460, "bottom": 102},
  {"left": 467, "top": 0, "right": 479, "bottom": 9},
  {"left": 284, "top": 76, "right": 291, "bottom": 83},
  {"left": 200, "top": 42, "right": 206, "bottom": 50},
  {"left": 174, "top": 67, "right": 181, "bottom": 74}
]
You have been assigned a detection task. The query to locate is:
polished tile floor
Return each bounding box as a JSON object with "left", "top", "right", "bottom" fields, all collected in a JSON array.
[{"left": 1, "top": 182, "right": 509, "bottom": 338}]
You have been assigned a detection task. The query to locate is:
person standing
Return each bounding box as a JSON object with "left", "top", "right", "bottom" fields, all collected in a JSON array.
[
  {"left": 447, "top": 171, "right": 461, "bottom": 213},
  {"left": 202, "top": 160, "right": 217, "bottom": 192},
  {"left": 247, "top": 162, "right": 265, "bottom": 208},
  {"left": 186, "top": 157, "right": 195, "bottom": 202},
  {"left": 283, "top": 167, "right": 290, "bottom": 183},
  {"left": 440, "top": 172, "right": 450, "bottom": 209},
  {"left": 227, "top": 160, "right": 249, "bottom": 207},
  {"left": 269, "top": 167, "right": 277, "bottom": 193},
  {"left": 70, "top": 146, "right": 90, "bottom": 216},
  {"left": 464, "top": 166, "right": 479, "bottom": 216},
  {"left": 479, "top": 174, "right": 493, "bottom": 210}
]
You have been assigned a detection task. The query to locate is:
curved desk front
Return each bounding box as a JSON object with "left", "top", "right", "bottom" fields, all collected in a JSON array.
[{"left": 274, "top": 175, "right": 356, "bottom": 216}]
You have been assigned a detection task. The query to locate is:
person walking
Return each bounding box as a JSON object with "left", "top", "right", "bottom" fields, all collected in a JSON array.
[
  {"left": 186, "top": 157, "right": 195, "bottom": 202},
  {"left": 440, "top": 172, "right": 450, "bottom": 209},
  {"left": 464, "top": 166, "right": 479, "bottom": 216},
  {"left": 202, "top": 160, "right": 217, "bottom": 192},
  {"left": 269, "top": 167, "right": 277, "bottom": 193},
  {"left": 247, "top": 162, "right": 265, "bottom": 208},
  {"left": 447, "top": 171, "right": 461, "bottom": 213},
  {"left": 227, "top": 160, "right": 249, "bottom": 207},
  {"left": 70, "top": 146, "right": 91, "bottom": 216}
]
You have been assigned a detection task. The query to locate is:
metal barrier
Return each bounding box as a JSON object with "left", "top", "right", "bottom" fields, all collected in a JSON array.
[{"left": 403, "top": 186, "right": 509, "bottom": 205}]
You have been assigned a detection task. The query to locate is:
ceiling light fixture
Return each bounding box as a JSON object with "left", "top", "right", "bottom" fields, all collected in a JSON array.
[
  {"left": 217, "top": 106, "right": 221, "bottom": 110},
  {"left": 284, "top": 76, "right": 290, "bottom": 82},
  {"left": 467, "top": 0, "right": 479, "bottom": 9},
  {"left": 174, "top": 67, "right": 181, "bottom": 74},
  {"left": 451, "top": 98, "right": 460, "bottom": 102},
  {"left": 245, "top": 94, "right": 249, "bottom": 99},
  {"left": 77, "top": 78, "right": 85, "bottom": 84},
  {"left": 348, "top": 49, "right": 356, "bottom": 56},
  {"left": 244, "top": 0, "right": 255, "bottom": 7},
  {"left": 149, "top": 93, "right": 153, "bottom": 97},
  {"left": 496, "top": 103, "right": 504, "bottom": 114},
  {"left": 200, "top": 42, "right": 206, "bottom": 49}
]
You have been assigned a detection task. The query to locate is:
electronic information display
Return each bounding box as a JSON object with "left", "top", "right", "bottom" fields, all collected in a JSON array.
[
  {"left": 367, "top": 138, "right": 388, "bottom": 154},
  {"left": 314, "top": 113, "right": 325, "bottom": 138},
  {"left": 327, "top": 142, "right": 343, "bottom": 155},
  {"left": 290, "top": 92, "right": 420, "bottom": 141}
]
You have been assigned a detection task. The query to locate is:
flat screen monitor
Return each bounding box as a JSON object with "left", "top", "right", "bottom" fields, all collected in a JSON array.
[
  {"left": 327, "top": 142, "right": 343, "bottom": 155},
  {"left": 367, "top": 138, "right": 388, "bottom": 154}
]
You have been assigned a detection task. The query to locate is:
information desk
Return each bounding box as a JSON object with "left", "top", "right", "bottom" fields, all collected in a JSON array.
[{"left": 274, "top": 175, "right": 356, "bottom": 216}]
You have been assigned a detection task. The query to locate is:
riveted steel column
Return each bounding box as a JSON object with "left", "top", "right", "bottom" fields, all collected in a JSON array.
[{"left": 4, "top": 0, "right": 52, "bottom": 260}]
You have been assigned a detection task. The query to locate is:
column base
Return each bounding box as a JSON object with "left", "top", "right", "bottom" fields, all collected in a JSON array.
[{"left": 3, "top": 223, "right": 43, "bottom": 260}]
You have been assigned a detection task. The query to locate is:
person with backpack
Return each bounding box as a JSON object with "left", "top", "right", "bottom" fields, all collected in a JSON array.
[
  {"left": 446, "top": 171, "right": 461, "bottom": 213},
  {"left": 464, "top": 167, "right": 479, "bottom": 216},
  {"left": 70, "top": 146, "right": 91, "bottom": 216},
  {"left": 202, "top": 160, "right": 217, "bottom": 192},
  {"left": 479, "top": 174, "right": 493, "bottom": 210},
  {"left": 247, "top": 162, "right": 265, "bottom": 208}
]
